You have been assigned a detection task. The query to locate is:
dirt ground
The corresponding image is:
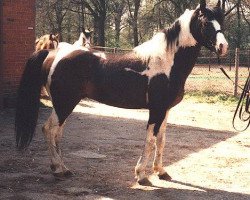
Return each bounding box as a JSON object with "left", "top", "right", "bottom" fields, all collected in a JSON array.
[{"left": 0, "top": 99, "right": 249, "bottom": 200}]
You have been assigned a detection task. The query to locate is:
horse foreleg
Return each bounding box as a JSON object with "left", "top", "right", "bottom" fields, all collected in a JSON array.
[
  {"left": 42, "top": 110, "right": 71, "bottom": 177},
  {"left": 153, "top": 111, "right": 172, "bottom": 181},
  {"left": 135, "top": 124, "right": 156, "bottom": 186}
]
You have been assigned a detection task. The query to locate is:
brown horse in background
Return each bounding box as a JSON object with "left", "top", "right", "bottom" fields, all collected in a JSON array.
[
  {"left": 35, "top": 34, "right": 59, "bottom": 51},
  {"left": 35, "top": 34, "right": 59, "bottom": 97}
]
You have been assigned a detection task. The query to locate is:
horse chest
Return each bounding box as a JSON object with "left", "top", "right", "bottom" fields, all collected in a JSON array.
[{"left": 147, "top": 73, "right": 184, "bottom": 109}]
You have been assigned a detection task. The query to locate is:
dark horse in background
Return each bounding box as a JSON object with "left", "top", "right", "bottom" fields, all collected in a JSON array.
[{"left": 15, "top": 0, "right": 228, "bottom": 186}]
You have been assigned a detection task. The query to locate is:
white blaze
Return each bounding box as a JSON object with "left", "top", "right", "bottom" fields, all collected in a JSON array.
[{"left": 211, "top": 20, "right": 228, "bottom": 56}]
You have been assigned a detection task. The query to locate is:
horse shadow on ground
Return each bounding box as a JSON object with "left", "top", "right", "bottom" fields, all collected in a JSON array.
[{"left": 0, "top": 107, "right": 249, "bottom": 200}]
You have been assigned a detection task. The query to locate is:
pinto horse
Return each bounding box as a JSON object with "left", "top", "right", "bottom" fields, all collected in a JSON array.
[
  {"left": 15, "top": 0, "right": 228, "bottom": 186},
  {"left": 73, "top": 28, "right": 93, "bottom": 48},
  {"left": 35, "top": 34, "right": 59, "bottom": 51}
]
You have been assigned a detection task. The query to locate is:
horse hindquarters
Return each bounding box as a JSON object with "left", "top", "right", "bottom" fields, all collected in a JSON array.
[
  {"left": 42, "top": 51, "right": 100, "bottom": 177},
  {"left": 15, "top": 50, "right": 49, "bottom": 149}
]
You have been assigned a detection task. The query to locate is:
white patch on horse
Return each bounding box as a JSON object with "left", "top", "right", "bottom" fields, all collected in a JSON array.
[
  {"left": 211, "top": 20, "right": 228, "bottom": 56},
  {"left": 135, "top": 124, "right": 156, "bottom": 181},
  {"left": 48, "top": 44, "right": 88, "bottom": 86},
  {"left": 74, "top": 33, "right": 85, "bottom": 47},
  {"left": 48, "top": 43, "right": 106, "bottom": 86},
  {"left": 178, "top": 9, "right": 197, "bottom": 47},
  {"left": 93, "top": 52, "right": 107, "bottom": 60},
  {"left": 42, "top": 109, "right": 68, "bottom": 174},
  {"left": 153, "top": 111, "right": 169, "bottom": 175},
  {"left": 133, "top": 9, "right": 197, "bottom": 80},
  {"left": 133, "top": 32, "right": 172, "bottom": 79}
]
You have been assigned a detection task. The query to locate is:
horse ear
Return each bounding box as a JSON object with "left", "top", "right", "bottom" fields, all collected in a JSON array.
[
  {"left": 49, "top": 34, "right": 53, "bottom": 40},
  {"left": 200, "top": 0, "right": 206, "bottom": 12},
  {"left": 216, "top": 0, "right": 221, "bottom": 8},
  {"left": 55, "top": 33, "right": 59, "bottom": 40},
  {"left": 35, "top": 38, "right": 39, "bottom": 44}
]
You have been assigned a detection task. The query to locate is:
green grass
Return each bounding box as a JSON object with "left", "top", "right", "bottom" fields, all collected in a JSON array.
[{"left": 184, "top": 90, "right": 239, "bottom": 105}]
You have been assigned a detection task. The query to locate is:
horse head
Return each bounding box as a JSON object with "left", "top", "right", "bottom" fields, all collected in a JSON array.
[
  {"left": 48, "top": 33, "right": 59, "bottom": 49},
  {"left": 81, "top": 28, "right": 93, "bottom": 48},
  {"left": 190, "top": 0, "right": 228, "bottom": 56},
  {"left": 35, "top": 33, "right": 59, "bottom": 51}
]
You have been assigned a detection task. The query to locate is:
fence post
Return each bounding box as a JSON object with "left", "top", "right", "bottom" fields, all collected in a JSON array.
[
  {"left": 234, "top": 48, "right": 239, "bottom": 97},
  {"left": 209, "top": 53, "right": 211, "bottom": 71},
  {"left": 229, "top": 50, "right": 232, "bottom": 71},
  {"left": 248, "top": 49, "right": 250, "bottom": 71}
]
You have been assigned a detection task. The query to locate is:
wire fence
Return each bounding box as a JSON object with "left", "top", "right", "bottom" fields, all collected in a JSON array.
[
  {"left": 92, "top": 46, "right": 250, "bottom": 96},
  {"left": 188, "top": 49, "right": 250, "bottom": 96}
]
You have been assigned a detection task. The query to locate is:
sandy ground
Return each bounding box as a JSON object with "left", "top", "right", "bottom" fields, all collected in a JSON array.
[{"left": 0, "top": 99, "right": 249, "bottom": 200}]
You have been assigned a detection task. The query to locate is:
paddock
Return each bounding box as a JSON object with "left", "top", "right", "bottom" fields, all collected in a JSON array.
[{"left": 1, "top": 98, "right": 249, "bottom": 199}]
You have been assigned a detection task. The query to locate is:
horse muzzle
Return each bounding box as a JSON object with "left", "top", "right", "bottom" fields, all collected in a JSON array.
[{"left": 215, "top": 33, "right": 228, "bottom": 56}]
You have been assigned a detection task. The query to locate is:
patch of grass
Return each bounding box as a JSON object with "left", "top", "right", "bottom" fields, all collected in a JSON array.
[{"left": 184, "top": 90, "right": 239, "bottom": 105}]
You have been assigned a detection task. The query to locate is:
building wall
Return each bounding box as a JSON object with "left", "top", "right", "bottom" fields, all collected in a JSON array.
[{"left": 0, "top": 0, "right": 35, "bottom": 108}]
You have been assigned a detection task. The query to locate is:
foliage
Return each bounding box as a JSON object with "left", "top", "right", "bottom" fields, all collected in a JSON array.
[{"left": 35, "top": 0, "right": 250, "bottom": 49}]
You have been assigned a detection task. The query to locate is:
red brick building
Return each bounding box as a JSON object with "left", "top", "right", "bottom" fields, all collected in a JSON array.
[{"left": 0, "top": 0, "right": 36, "bottom": 108}]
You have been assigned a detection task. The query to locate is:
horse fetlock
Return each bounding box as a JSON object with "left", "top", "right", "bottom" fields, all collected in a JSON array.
[
  {"left": 50, "top": 163, "right": 62, "bottom": 172},
  {"left": 153, "top": 165, "right": 166, "bottom": 175},
  {"left": 135, "top": 165, "right": 145, "bottom": 179}
]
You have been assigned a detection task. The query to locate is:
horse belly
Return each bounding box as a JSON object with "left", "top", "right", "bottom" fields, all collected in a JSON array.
[{"left": 96, "top": 71, "right": 148, "bottom": 109}]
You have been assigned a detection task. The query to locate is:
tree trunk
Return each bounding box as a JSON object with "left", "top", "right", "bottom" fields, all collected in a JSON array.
[{"left": 98, "top": 17, "right": 106, "bottom": 47}]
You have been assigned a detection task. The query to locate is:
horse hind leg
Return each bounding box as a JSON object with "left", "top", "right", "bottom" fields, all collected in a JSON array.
[{"left": 42, "top": 109, "right": 72, "bottom": 178}]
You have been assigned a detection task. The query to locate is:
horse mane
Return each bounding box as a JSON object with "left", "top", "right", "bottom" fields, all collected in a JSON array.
[
  {"left": 134, "top": 9, "right": 197, "bottom": 62},
  {"left": 133, "top": 32, "right": 167, "bottom": 62}
]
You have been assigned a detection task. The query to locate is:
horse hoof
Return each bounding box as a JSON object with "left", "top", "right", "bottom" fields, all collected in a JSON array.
[
  {"left": 53, "top": 172, "right": 65, "bottom": 180},
  {"left": 158, "top": 172, "right": 172, "bottom": 181},
  {"left": 50, "top": 164, "right": 57, "bottom": 172},
  {"left": 138, "top": 178, "right": 153, "bottom": 186},
  {"left": 64, "top": 170, "right": 74, "bottom": 177}
]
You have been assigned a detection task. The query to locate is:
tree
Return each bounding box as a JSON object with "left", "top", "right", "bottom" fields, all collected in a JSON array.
[
  {"left": 109, "top": 0, "right": 127, "bottom": 47},
  {"left": 127, "top": 0, "right": 141, "bottom": 47},
  {"left": 35, "top": 0, "right": 249, "bottom": 49},
  {"left": 80, "top": 0, "right": 107, "bottom": 46}
]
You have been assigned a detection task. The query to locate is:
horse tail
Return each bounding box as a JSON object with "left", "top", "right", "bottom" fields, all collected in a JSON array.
[{"left": 15, "top": 50, "right": 49, "bottom": 149}]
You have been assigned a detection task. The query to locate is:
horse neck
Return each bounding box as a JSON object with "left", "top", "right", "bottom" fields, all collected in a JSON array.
[
  {"left": 74, "top": 33, "right": 84, "bottom": 46},
  {"left": 170, "top": 45, "right": 201, "bottom": 87}
]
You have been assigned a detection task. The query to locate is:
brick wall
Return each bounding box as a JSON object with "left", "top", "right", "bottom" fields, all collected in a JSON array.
[{"left": 0, "top": 0, "right": 35, "bottom": 108}]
